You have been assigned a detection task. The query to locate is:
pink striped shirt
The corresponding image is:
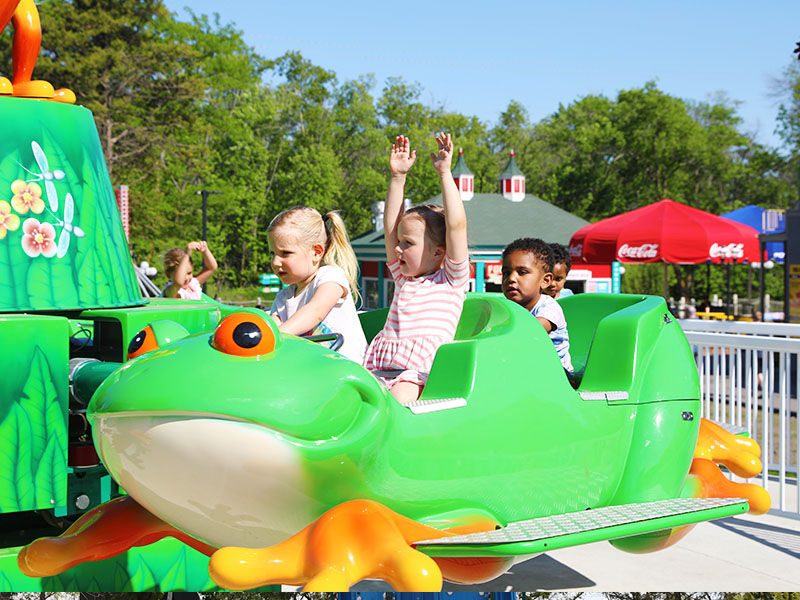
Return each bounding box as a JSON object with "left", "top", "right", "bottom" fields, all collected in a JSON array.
[{"left": 363, "top": 256, "right": 470, "bottom": 379}]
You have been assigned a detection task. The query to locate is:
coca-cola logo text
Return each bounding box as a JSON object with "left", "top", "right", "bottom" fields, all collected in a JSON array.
[
  {"left": 709, "top": 242, "right": 744, "bottom": 259},
  {"left": 618, "top": 243, "right": 659, "bottom": 259}
]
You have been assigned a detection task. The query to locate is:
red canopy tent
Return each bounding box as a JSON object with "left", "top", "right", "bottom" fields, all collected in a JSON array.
[
  {"left": 569, "top": 199, "right": 760, "bottom": 264},
  {"left": 568, "top": 199, "right": 762, "bottom": 305}
]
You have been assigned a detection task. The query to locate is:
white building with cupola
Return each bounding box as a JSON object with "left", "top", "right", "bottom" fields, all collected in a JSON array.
[
  {"left": 452, "top": 148, "right": 475, "bottom": 201},
  {"left": 499, "top": 150, "right": 526, "bottom": 202}
]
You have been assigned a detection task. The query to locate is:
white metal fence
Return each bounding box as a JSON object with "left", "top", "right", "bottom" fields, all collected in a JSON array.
[{"left": 680, "top": 319, "right": 800, "bottom": 518}]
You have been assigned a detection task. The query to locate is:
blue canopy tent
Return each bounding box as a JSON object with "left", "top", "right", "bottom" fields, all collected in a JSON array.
[{"left": 722, "top": 205, "right": 785, "bottom": 263}]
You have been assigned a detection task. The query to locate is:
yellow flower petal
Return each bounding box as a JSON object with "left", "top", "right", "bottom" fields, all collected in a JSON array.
[
  {"left": 5, "top": 213, "right": 19, "bottom": 231},
  {"left": 31, "top": 197, "right": 45, "bottom": 214},
  {"left": 11, "top": 197, "right": 28, "bottom": 214},
  {"left": 10, "top": 180, "right": 27, "bottom": 195},
  {"left": 0, "top": 227, "right": 6, "bottom": 240},
  {"left": 0, "top": 200, "right": 10, "bottom": 214},
  {"left": 29, "top": 182, "right": 42, "bottom": 197}
]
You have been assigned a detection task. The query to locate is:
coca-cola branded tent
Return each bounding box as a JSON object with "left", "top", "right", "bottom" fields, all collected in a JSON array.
[
  {"left": 569, "top": 199, "right": 761, "bottom": 265},
  {"left": 568, "top": 199, "right": 762, "bottom": 308}
]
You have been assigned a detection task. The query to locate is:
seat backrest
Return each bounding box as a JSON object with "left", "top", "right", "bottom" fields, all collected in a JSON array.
[
  {"left": 359, "top": 308, "right": 389, "bottom": 344},
  {"left": 560, "top": 293, "right": 645, "bottom": 374}
]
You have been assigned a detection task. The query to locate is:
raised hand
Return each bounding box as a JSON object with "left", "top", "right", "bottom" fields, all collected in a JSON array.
[
  {"left": 430, "top": 132, "right": 454, "bottom": 175},
  {"left": 389, "top": 135, "right": 417, "bottom": 176}
]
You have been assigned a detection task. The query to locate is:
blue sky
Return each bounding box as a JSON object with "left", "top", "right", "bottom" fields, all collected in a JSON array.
[{"left": 164, "top": 0, "right": 799, "bottom": 149}]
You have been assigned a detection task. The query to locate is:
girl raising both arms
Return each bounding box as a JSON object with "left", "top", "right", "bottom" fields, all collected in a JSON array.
[{"left": 363, "top": 133, "right": 470, "bottom": 405}]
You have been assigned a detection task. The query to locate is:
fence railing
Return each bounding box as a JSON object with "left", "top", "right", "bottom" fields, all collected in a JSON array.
[{"left": 680, "top": 319, "right": 799, "bottom": 518}]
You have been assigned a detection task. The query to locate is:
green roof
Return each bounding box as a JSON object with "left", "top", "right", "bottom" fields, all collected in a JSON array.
[
  {"left": 351, "top": 193, "right": 589, "bottom": 259},
  {"left": 499, "top": 152, "right": 524, "bottom": 179},
  {"left": 451, "top": 151, "right": 473, "bottom": 177}
]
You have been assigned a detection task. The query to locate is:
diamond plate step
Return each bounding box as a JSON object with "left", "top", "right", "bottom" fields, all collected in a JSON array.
[{"left": 416, "top": 497, "right": 748, "bottom": 557}]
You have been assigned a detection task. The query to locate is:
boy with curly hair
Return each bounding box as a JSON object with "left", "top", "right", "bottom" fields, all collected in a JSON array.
[{"left": 501, "top": 237, "right": 573, "bottom": 373}]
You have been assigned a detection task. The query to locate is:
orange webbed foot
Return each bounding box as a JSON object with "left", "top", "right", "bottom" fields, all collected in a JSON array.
[
  {"left": 0, "top": 77, "right": 12, "bottom": 95},
  {"left": 690, "top": 458, "right": 771, "bottom": 514},
  {"left": 209, "top": 499, "right": 452, "bottom": 591},
  {"left": 694, "top": 418, "right": 762, "bottom": 478},
  {"left": 12, "top": 80, "right": 54, "bottom": 99},
  {"left": 18, "top": 496, "right": 215, "bottom": 577}
]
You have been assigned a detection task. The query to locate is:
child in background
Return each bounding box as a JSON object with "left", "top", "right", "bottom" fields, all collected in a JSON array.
[
  {"left": 502, "top": 237, "right": 573, "bottom": 373},
  {"left": 163, "top": 241, "right": 218, "bottom": 300},
  {"left": 363, "top": 133, "right": 470, "bottom": 405},
  {"left": 268, "top": 206, "right": 367, "bottom": 364},
  {"left": 546, "top": 243, "right": 574, "bottom": 299}
]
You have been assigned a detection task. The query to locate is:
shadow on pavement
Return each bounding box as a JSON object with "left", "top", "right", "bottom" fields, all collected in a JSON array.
[
  {"left": 352, "top": 554, "right": 596, "bottom": 591},
  {"left": 712, "top": 516, "right": 800, "bottom": 559}
]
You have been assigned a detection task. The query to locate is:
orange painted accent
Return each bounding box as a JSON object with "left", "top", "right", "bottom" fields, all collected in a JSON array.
[
  {"left": 694, "top": 418, "right": 762, "bottom": 477},
  {"left": 52, "top": 87, "right": 77, "bottom": 104},
  {"left": 17, "top": 496, "right": 215, "bottom": 577},
  {"left": 128, "top": 325, "right": 159, "bottom": 359},
  {"left": 209, "top": 499, "right": 502, "bottom": 592},
  {"left": 0, "top": 0, "right": 75, "bottom": 103},
  {"left": 690, "top": 458, "right": 771, "bottom": 515},
  {"left": 11, "top": 0, "right": 40, "bottom": 85},
  {"left": 213, "top": 313, "right": 276, "bottom": 357}
]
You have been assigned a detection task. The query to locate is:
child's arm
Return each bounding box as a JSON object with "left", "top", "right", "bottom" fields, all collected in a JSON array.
[
  {"left": 384, "top": 135, "right": 416, "bottom": 261},
  {"left": 192, "top": 241, "right": 218, "bottom": 285},
  {"left": 430, "top": 133, "right": 468, "bottom": 263},
  {"left": 278, "top": 283, "right": 345, "bottom": 336},
  {"left": 537, "top": 316, "right": 555, "bottom": 333}
]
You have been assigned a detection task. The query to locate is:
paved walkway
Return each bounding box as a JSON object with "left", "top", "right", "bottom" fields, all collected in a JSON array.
[{"left": 348, "top": 511, "right": 800, "bottom": 592}]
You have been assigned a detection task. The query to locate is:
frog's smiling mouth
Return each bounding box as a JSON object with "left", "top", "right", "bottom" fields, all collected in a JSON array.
[{"left": 93, "top": 413, "right": 323, "bottom": 549}]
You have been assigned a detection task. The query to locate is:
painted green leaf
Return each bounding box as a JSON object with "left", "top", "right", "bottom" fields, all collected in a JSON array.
[
  {"left": 0, "top": 239, "right": 17, "bottom": 309},
  {"left": 0, "top": 570, "right": 13, "bottom": 591},
  {"left": 0, "top": 399, "right": 35, "bottom": 511},
  {"left": 27, "top": 256, "right": 79, "bottom": 309},
  {"left": 0, "top": 149, "right": 31, "bottom": 310},
  {"left": 33, "top": 433, "right": 63, "bottom": 507},
  {"left": 41, "top": 129, "right": 82, "bottom": 195},
  {"left": 128, "top": 552, "right": 158, "bottom": 591},
  {"left": 159, "top": 545, "right": 189, "bottom": 590},
  {"left": 90, "top": 164, "right": 136, "bottom": 302},
  {"left": 115, "top": 561, "right": 136, "bottom": 591},
  {"left": 0, "top": 148, "right": 23, "bottom": 190}
]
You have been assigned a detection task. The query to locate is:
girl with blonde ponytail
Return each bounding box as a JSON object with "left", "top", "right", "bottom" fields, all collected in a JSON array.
[{"left": 267, "top": 206, "right": 367, "bottom": 363}]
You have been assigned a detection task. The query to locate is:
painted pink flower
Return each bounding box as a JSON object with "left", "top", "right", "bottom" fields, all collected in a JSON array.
[
  {"left": 11, "top": 180, "right": 44, "bottom": 215},
  {"left": 0, "top": 200, "right": 20, "bottom": 239},
  {"left": 21, "top": 218, "right": 56, "bottom": 258}
]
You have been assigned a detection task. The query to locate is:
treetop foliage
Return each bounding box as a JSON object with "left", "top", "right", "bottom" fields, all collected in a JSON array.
[{"left": 1, "top": 0, "right": 798, "bottom": 295}]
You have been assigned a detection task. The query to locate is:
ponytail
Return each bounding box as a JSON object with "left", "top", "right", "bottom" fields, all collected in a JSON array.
[{"left": 323, "top": 211, "right": 361, "bottom": 305}]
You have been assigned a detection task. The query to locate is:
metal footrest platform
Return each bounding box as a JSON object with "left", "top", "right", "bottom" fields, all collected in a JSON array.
[{"left": 416, "top": 497, "right": 748, "bottom": 557}]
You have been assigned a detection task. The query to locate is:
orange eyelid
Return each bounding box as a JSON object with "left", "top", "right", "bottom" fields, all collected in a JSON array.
[
  {"left": 213, "top": 313, "right": 276, "bottom": 357},
  {"left": 128, "top": 325, "right": 159, "bottom": 359}
]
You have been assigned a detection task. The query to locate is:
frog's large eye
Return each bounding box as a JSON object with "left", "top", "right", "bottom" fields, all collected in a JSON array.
[
  {"left": 213, "top": 313, "right": 276, "bottom": 357},
  {"left": 128, "top": 325, "right": 158, "bottom": 359},
  {"left": 127, "top": 320, "right": 190, "bottom": 360}
]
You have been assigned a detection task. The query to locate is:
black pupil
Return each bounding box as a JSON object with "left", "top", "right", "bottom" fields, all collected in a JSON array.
[
  {"left": 233, "top": 322, "right": 262, "bottom": 348},
  {"left": 128, "top": 330, "right": 147, "bottom": 354}
]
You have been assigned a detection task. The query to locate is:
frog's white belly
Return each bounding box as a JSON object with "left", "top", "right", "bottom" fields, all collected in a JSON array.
[{"left": 93, "top": 415, "right": 320, "bottom": 548}]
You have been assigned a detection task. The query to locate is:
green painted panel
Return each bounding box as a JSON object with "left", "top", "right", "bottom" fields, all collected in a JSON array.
[
  {"left": 0, "top": 97, "right": 143, "bottom": 312},
  {"left": 0, "top": 315, "right": 69, "bottom": 512}
]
